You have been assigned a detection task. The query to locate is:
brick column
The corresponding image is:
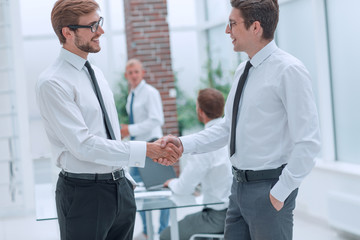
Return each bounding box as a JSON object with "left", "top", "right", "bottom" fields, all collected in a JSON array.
[{"left": 123, "top": 0, "right": 179, "bottom": 137}]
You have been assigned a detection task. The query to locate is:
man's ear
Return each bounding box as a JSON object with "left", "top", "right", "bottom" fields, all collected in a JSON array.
[
  {"left": 252, "top": 21, "right": 263, "bottom": 37},
  {"left": 61, "top": 27, "right": 73, "bottom": 40},
  {"left": 198, "top": 107, "right": 206, "bottom": 121}
]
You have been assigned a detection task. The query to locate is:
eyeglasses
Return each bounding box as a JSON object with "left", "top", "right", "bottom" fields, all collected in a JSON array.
[
  {"left": 68, "top": 17, "right": 104, "bottom": 33},
  {"left": 228, "top": 20, "right": 236, "bottom": 31},
  {"left": 227, "top": 20, "right": 246, "bottom": 31}
]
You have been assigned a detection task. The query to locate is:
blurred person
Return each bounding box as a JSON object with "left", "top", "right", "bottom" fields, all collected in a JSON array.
[
  {"left": 160, "top": 88, "right": 232, "bottom": 240},
  {"left": 35, "top": 1, "right": 181, "bottom": 239},
  {"left": 157, "top": 0, "right": 321, "bottom": 239},
  {"left": 121, "top": 58, "right": 169, "bottom": 239}
]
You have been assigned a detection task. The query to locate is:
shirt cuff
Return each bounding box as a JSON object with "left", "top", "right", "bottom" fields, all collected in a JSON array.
[
  {"left": 270, "top": 179, "right": 293, "bottom": 202},
  {"left": 128, "top": 124, "right": 137, "bottom": 137},
  {"left": 168, "top": 179, "right": 180, "bottom": 193},
  {"left": 128, "top": 141, "right": 146, "bottom": 168},
  {"left": 168, "top": 178, "right": 177, "bottom": 189},
  {"left": 179, "top": 136, "right": 195, "bottom": 154}
]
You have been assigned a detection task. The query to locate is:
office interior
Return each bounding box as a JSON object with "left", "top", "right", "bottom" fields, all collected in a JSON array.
[{"left": 0, "top": 0, "right": 359, "bottom": 239}]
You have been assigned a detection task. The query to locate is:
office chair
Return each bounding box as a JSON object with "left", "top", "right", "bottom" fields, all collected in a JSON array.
[{"left": 189, "top": 233, "right": 224, "bottom": 240}]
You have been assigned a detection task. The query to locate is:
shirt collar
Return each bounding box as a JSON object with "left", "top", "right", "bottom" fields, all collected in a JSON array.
[
  {"left": 131, "top": 80, "right": 146, "bottom": 95},
  {"left": 250, "top": 40, "right": 278, "bottom": 68},
  {"left": 205, "top": 118, "right": 222, "bottom": 129},
  {"left": 59, "top": 48, "right": 87, "bottom": 71}
]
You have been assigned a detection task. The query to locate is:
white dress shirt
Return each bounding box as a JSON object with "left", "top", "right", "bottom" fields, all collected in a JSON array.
[
  {"left": 126, "top": 80, "right": 164, "bottom": 141},
  {"left": 36, "top": 48, "right": 146, "bottom": 174},
  {"left": 169, "top": 118, "right": 232, "bottom": 210},
  {"left": 180, "top": 40, "right": 321, "bottom": 202}
]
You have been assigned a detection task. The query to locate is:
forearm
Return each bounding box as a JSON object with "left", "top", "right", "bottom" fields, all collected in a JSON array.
[
  {"left": 180, "top": 122, "right": 229, "bottom": 154},
  {"left": 168, "top": 178, "right": 195, "bottom": 195}
]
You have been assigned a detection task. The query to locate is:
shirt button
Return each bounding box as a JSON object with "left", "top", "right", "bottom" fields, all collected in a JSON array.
[{"left": 135, "top": 162, "right": 140, "bottom": 167}]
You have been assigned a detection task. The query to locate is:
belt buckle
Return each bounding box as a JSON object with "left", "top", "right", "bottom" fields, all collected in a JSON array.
[
  {"left": 111, "top": 170, "right": 121, "bottom": 181},
  {"left": 238, "top": 170, "right": 248, "bottom": 182},
  {"left": 234, "top": 169, "right": 248, "bottom": 183}
]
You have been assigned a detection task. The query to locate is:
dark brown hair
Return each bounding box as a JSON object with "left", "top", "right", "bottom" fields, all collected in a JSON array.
[
  {"left": 197, "top": 88, "right": 225, "bottom": 119},
  {"left": 51, "top": 0, "right": 100, "bottom": 44},
  {"left": 230, "top": 0, "right": 279, "bottom": 40}
]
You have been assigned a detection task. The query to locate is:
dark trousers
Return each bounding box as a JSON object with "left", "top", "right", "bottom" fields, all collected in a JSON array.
[
  {"left": 224, "top": 178, "right": 298, "bottom": 240},
  {"left": 55, "top": 172, "right": 136, "bottom": 240}
]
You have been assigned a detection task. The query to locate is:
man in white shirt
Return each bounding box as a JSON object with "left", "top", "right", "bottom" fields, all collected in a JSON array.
[
  {"left": 157, "top": 0, "right": 321, "bottom": 239},
  {"left": 35, "top": 1, "right": 180, "bottom": 239},
  {"left": 120, "top": 59, "right": 164, "bottom": 143},
  {"left": 160, "top": 88, "right": 232, "bottom": 240},
  {"left": 121, "top": 59, "right": 169, "bottom": 239}
]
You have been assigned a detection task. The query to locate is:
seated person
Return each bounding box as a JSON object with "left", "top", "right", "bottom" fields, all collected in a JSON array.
[{"left": 160, "top": 88, "right": 233, "bottom": 240}]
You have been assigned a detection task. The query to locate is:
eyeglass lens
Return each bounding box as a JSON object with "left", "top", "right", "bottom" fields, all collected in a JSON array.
[{"left": 91, "top": 17, "right": 103, "bottom": 32}]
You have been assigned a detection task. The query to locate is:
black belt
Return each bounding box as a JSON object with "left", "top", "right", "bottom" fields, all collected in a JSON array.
[
  {"left": 232, "top": 164, "right": 286, "bottom": 183},
  {"left": 61, "top": 169, "right": 125, "bottom": 181}
]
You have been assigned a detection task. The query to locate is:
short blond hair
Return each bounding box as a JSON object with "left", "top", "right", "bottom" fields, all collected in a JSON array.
[{"left": 126, "top": 58, "right": 143, "bottom": 70}]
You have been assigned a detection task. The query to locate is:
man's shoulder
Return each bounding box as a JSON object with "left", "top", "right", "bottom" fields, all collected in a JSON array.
[
  {"left": 38, "top": 59, "right": 60, "bottom": 85},
  {"left": 37, "top": 59, "right": 75, "bottom": 91},
  {"left": 271, "top": 48, "right": 305, "bottom": 69},
  {"left": 265, "top": 49, "right": 311, "bottom": 85},
  {"left": 143, "top": 82, "right": 160, "bottom": 94}
]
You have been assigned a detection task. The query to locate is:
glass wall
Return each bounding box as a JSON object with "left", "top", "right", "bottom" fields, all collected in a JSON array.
[
  {"left": 326, "top": 0, "right": 360, "bottom": 164},
  {"left": 277, "top": 0, "right": 360, "bottom": 165},
  {"left": 198, "top": 0, "right": 238, "bottom": 88},
  {"left": 168, "top": 0, "right": 200, "bottom": 97}
]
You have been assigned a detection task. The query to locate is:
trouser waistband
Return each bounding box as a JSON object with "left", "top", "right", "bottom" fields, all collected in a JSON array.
[
  {"left": 232, "top": 164, "right": 286, "bottom": 183},
  {"left": 60, "top": 169, "right": 125, "bottom": 181}
]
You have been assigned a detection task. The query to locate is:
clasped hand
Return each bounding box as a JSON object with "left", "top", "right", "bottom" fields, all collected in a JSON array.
[{"left": 146, "top": 135, "right": 183, "bottom": 166}]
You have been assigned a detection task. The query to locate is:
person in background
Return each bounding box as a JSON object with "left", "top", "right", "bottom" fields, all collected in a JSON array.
[
  {"left": 157, "top": 0, "right": 321, "bottom": 239},
  {"left": 121, "top": 58, "right": 169, "bottom": 240},
  {"left": 160, "top": 88, "right": 232, "bottom": 240},
  {"left": 36, "top": 1, "right": 180, "bottom": 239}
]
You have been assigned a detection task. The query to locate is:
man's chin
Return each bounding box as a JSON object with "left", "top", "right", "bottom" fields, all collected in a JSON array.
[
  {"left": 89, "top": 47, "right": 101, "bottom": 53},
  {"left": 89, "top": 48, "right": 101, "bottom": 53},
  {"left": 76, "top": 44, "right": 101, "bottom": 54}
]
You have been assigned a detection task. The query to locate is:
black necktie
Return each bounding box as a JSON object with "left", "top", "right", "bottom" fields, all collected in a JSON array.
[
  {"left": 129, "top": 92, "right": 135, "bottom": 140},
  {"left": 230, "top": 61, "right": 252, "bottom": 157},
  {"left": 85, "top": 61, "right": 116, "bottom": 140}
]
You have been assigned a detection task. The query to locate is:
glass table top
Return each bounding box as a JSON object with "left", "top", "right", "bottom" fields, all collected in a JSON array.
[{"left": 35, "top": 183, "right": 224, "bottom": 221}]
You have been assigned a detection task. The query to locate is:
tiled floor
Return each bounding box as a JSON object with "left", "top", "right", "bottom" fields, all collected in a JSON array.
[{"left": 0, "top": 207, "right": 358, "bottom": 240}]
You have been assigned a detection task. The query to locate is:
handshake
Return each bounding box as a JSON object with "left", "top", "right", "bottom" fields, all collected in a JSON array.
[{"left": 146, "top": 135, "right": 183, "bottom": 166}]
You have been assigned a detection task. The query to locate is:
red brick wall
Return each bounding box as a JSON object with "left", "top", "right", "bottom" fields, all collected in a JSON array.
[{"left": 123, "top": 0, "right": 179, "bottom": 137}]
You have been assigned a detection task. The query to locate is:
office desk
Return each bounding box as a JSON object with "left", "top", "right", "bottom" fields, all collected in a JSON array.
[{"left": 36, "top": 184, "right": 224, "bottom": 240}]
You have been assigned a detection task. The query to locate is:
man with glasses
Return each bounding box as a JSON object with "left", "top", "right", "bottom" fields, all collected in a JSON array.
[
  {"left": 67, "top": 16, "right": 104, "bottom": 33},
  {"left": 158, "top": 0, "right": 321, "bottom": 239},
  {"left": 36, "top": 0, "right": 181, "bottom": 239}
]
